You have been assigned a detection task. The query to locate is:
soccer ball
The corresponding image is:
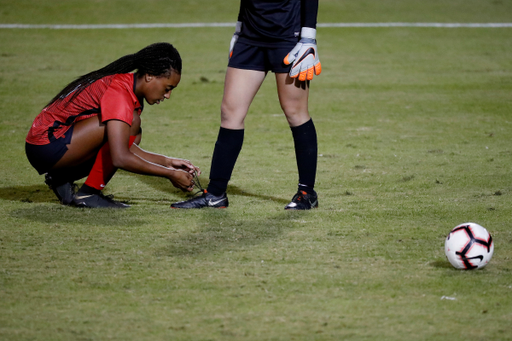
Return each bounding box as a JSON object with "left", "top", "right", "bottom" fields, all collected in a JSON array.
[{"left": 444, "top": 222, "right": 494, "bottom": 270}]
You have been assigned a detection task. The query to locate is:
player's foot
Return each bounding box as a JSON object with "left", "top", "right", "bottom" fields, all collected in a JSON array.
[
  {"left": 73, "top": 191, "right": 130, "bottom": 209},
  {"left": 171, "top": 190, "right": 228, "bottom": 209},
  {"left": 45, "top": 173, "right": 76, "bottom": 205},
  {"left": 285, "top": 190, "right": 318, "bottom": 210}
]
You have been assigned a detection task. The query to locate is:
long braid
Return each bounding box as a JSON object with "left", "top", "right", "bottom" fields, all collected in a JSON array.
[{"left": 46, "top": 42, "right": 182, "bottom": 107}]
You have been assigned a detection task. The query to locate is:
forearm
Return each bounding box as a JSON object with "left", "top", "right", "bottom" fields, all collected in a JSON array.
[
  {"left": 237, "top": 0, "right": 243, "bottom": 22},
  {"left": 105, "top": 119, "right": 193, "bottom": 191},
  {"left": 301, "top": 0, "right": 318, "bottom": 28},
  {"left": 113, "top": 150, "right": 194, "bottom": 191},
  {"left": 130, "top": 143, "right": 172, "bottom": 167},
  {"left": 113, "top": 150, "right": 175, "bottom": 178},
  {"left": 128, "top": 143, "right": 199, "bottom": 176}
]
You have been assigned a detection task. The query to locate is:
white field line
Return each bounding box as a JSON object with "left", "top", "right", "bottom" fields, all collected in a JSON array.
[
  {"left": 1, "top": 22, "right": 512, "bottom": 29},
  {"left": 319, "top": 22, "right": 512, "bottom": 28}
]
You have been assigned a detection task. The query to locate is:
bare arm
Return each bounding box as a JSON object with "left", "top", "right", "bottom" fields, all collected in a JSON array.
[
  {"left": 130, "top": 143, "right": 201, "bottom": 175},
  {"left": 106, "top": 119, "right": 194, "bottom": 191}
]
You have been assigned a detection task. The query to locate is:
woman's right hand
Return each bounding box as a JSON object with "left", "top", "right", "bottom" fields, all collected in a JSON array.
[{"left": 168, "top": 169, "right": 195, "bottom": 192}]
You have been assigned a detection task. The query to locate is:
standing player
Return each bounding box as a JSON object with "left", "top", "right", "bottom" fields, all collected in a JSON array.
[
  {"left": 26, "top": 42, "right": 200, "bottom": 208},
  {"left": 171, "top": 0, "right": 321, "bottom": 210}
]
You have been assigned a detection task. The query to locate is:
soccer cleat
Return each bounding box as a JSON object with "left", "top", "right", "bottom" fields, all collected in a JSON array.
[
  {"left": 171, "top": 190, "right": 228, "bottom": 209},
  {"left": 73, "top": 191, "right": 130, "bottom": 209},
  {"left": 45, "top": 173, "right": 76, "bottom": 205},
  {"left": 284, "top": 190, "right": 318, "bottom": 210}
]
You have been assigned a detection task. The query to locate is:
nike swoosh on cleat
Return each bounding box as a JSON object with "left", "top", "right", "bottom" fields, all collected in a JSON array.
[
  {"left": 75, "top": 194, "right": 94, "bottom": 200},
  {"left": 208, "top": 199, "right": 225, "bottom": 206},
  {"left": 310, "top": 200, "right": 318, "bottom": 207},
  {"left": 295, "top": 48, "right": 315, "bottom": 64}
]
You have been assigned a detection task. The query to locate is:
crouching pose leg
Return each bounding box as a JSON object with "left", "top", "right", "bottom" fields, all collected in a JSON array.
[{"left": 26, "top": 42, "right": 200, "bottom": 208}]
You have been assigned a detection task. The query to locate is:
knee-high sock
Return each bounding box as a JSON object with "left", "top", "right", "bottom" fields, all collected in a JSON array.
[
  {"left": 207, "top": 127, "right": 244, "bottom": 196},
  {"left": 291, "top": 119, "right": 317, "bottom": 190},
  {"left": 84, "top": 136, "right": 137, "bottom": 191}
]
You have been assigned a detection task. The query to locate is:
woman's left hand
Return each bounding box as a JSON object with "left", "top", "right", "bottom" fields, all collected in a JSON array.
[{"left": 168, "top": 158, "right": 201, "bottom": 175}]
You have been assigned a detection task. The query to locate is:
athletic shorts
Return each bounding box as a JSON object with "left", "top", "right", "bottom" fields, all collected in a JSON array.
[
  {"left": 228, "top": 41, "right": 295, "bottom": 73},
  {"left": 25, "top": 125, "right": 74, "bottom": 175}
]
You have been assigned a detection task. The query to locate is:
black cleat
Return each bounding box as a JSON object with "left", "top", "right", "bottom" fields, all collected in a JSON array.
[
  {"left": 285, "top": 190, "right": 318, "bottom": 210},
  {"left": 45, "top": 174, "right": 76, "bottom": 205},
  {"left": 171, "top": 190, "right": 228, "bottom": 209},
  {"left": 73, "top": 191, "right": 130, "bottom": 209}
]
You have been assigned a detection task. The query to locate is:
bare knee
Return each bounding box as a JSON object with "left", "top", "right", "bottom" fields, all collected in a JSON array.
[
  {"left": 132, "top": 131, "right": 142, "bottom": 145},
  {"left": 281, "top": 103, "right": 310, "bottom": 127},
  {"left": 130, "top": 113, "right": 141, "bottom": 134},
  {"left": 220, "top": 101, "right": 246, "bottom": 130},
  {"left": 129, "top": 113, "right": 142, "bottom": 144},
  {"left": 275, "top": 73, "right": 311, "bottom": 127}
]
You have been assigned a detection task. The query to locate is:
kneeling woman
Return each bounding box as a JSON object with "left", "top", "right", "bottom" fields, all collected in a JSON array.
[{"left": 26, "top": 42, "right": 200, "bottom": 208}]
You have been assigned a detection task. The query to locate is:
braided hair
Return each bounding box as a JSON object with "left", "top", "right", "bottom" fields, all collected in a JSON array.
[{"left": 47, "top": 42, "right": 182, "bottom": 107}]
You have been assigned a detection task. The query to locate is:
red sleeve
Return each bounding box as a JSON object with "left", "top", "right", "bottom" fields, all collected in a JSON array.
[{"left": 100, "top": 76, "right": 137, "bottom": 126}]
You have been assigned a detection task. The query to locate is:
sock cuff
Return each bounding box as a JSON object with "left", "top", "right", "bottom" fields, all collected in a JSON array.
[
  {"left": 290, "top": 118, "right": 314, "bottom": 135},
  {"left": 78, "top": 184, "right": 100, "bottom": 195},
  {"left": 218, "top": 127, "right": 245, "bottom": 143},
  {"left": 299, "top": 183, "right": 315, "bottom": 193}
]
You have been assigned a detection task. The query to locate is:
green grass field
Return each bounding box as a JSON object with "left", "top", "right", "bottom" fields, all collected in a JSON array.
[{"left": 1, "top": 0, "right": 512, "bottom": 340}]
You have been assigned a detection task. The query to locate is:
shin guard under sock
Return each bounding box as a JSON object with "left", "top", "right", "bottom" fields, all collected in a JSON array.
[
  {"left": 84, "top": 136, "right": 136, "bottom": 191},
  {"left": 291, "top": 119, "right": 317, "bottom": 192},
  {"left": 207, "top": 127, "right": 244, "bottom": 196}
]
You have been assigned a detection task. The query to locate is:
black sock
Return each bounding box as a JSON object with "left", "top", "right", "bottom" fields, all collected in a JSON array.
[
  {"left": 78, "top": 184, "right": 101, "bottom": 195},
  {"left": 207, "top": 127, "right": 244, "bottom": 196},
  {"left": 47, "top": 158, "right": 95, "bottom": 186},
  {"left": 298, "top": 183, "right": 316, "bottom": 195},
  {"left": 291, "top": 119, "right": 317, "bottom": 193}
]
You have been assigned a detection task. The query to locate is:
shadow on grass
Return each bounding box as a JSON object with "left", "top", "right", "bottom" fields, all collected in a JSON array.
[
  {"left": 156, "top": 210, "right": 306, "bottom": 257},
  {"left": 0, "top": 179, "right": 178, "bottom": 206},
  {"left": 0, "top": 184, "right": 54, "bottom": 203},
  {"left": 1, "top": 183, "right": 146, "bottom": 227},
  {"left": 9, "top": 204, "right": 148, "bottom": 227},
  {"left": 0, "top": 173, "right": 289, "bottom": 206},
  {"left": 430, "top": 260, "right": 453, "bottom": 269},
  {"left": 126, "top": 173, "right": 176, "bottom": 195},
  {"left": 127, "top": 174, "right": 297, "bottom": 257},
  {"left": 129, "top": 173, "right": 290, "bottom": 205},
  {"left": 227, "top": 185, "right": 290, "bottom": 205}
]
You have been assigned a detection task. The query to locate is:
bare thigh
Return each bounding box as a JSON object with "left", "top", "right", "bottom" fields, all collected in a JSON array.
[
  {"left": 275, "top": 73, "right": 311, "bottom": 127},
  {"left": 220, "top": 67, "right": 267, "bottom": 130},
  {"left": 53, "top": 114, "right": 141, "bottom": 169}
]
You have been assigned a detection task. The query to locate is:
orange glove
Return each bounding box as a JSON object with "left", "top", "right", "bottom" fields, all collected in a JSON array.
[{"left": 284, "top": 27, "right": 322, "bottom": 81}]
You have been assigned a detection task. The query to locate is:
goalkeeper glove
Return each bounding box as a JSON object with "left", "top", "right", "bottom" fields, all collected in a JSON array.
[
  {"left": 284, "top": 27, "right": 322, "bottom": 81},
  {"left": 229, "top": 21, "right": 242, "bottom": 58}
]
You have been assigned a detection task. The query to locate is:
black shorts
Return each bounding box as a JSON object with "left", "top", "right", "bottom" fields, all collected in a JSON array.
[
  {"left": 228, "top": 41, "right": 295, "bottom": 73},
  {"left": 25, "top": 126, "right": 74, "bottom": 175}
]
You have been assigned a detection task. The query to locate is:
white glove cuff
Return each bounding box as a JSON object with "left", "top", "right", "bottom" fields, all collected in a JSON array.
[
  {"left": 300, "top": 27, "right": 316, "bottom": 40},
  {"left": 235, "top": 21, "right": 242, "bottom": 34}
]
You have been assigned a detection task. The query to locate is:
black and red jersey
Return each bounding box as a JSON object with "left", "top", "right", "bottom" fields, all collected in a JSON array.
[
  {"left": 237, "top": 0, "right": 319, "bottom": 47},
  {"left": 27, "top": 73, "right": 143, "bottom": 145}
]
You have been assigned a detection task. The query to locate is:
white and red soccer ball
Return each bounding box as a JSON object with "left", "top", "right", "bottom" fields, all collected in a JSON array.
[{"left": 445, "top": 223, "right": 494, "bottom": 270}]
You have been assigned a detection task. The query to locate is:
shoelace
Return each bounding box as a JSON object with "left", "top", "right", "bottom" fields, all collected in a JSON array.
[
  {"left": 295, "top": 191, "right": 307, "bottom": 202},
  {"left": 71, "top": 184, "right": 79, "bottom": 194},
  {"left": 192, "top": 171, "right": 206, "bottom": 196},
  {"left": 96, "top": 192, "right": 114, "bottom": 201}
]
